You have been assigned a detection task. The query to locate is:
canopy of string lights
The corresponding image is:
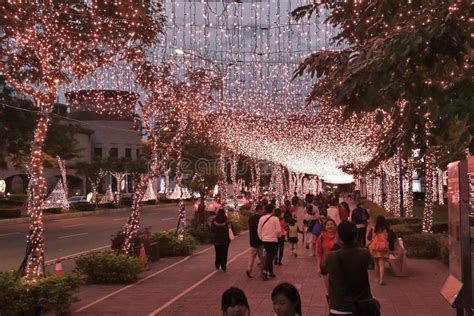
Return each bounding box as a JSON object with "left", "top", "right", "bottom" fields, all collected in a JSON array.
[{"left": 58, "top": 1, "right": 390, "bottom": 184}]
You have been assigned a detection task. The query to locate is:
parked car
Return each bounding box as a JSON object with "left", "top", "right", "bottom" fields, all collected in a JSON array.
[
  {"left": 68, "top": 196, "right": 88, "bottom": 204},
  {"left": 226, "top": 195, "right": 248, "bottom": 211}
]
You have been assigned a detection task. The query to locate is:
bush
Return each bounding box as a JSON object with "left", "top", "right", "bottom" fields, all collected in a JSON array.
[
  {"left": 151, "top": 231, "right": 196, "bottom": 257},
  {"left": 385, "top": 217, "right": 422, "bottom": 226},
  {"left": 0, "top": 199, "right": 24, "bottom": 206},
  {"left": 0, "top": 208, "right": 21, "bottom": 218},
  {"left": 187, "top": 223, "right": 213, "bottom": 244},
  {"left": 43, "top": 207, "right": 62, "bottom": 214},
  {"left": 99, "top": 202, "right": 117, "bottom": 209},
  {"left": 391, "top": 224, "right": 417, "bottom": 238},
  {"left": 110, "top": 227, "right": 152, "bottom": 257},
  {"left": 120, "top": 197, "right": 133, "bottom": 207},
  {"left": 0, "top": 271, "right": 82, "bottom": 315},
  {"left": 142, "top": 199, "right": 156, "bottom": 205},
  {"left": 6, "top": 194, "right": 27, "bottom": 203},
  {"left": 432, "top": 222, "right": 448, "bottom": 234},
  {"left": 71, "top": 202, "right": 96, "bottom": 212},
  {"left": 75, "top": 251, "right": 142, "bottom": 284},
  {"left": 404, "top": 233, "right": 440, "bottom": 258},
  {"left": 438, "top": 235, "right": 449, "bottom": 264},
  {"left": 158, "top": 197, "right": 175, "bottom": 204}
]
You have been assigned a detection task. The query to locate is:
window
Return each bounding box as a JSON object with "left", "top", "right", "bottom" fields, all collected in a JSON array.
[
  {"left": 136, "top": 148, "right": 140, "bottom": 158},
  {"left": 109, "top": 148, "right": 118, "bottom": 159},
  {"left": 94, "top": 147, "right": 102, "bottom": 159},
  {"left": 125, "top": 148, "right": 132, "bottom": 159}
]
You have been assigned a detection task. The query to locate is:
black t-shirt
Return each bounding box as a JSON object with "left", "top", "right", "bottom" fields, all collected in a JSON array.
[{"left": 248, "top": 214, "right": 262, "bottom": 248}]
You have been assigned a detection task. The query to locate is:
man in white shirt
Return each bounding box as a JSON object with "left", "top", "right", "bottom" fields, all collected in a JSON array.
[
  {"left": 257, "top": 203, "right": 281, "bottom": 280},
  {"left": 327, "top": 201, "right": 341, "bottom": 225}
]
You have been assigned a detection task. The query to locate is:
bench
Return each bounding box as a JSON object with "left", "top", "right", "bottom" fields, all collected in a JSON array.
[{"left": 388, "top": 237, "right": 408, "bottom": 276}]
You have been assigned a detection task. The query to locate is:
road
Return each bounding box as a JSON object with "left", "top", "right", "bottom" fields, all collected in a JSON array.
[{"left": 0, "top": 203, "right": 195, "bottom": 270}]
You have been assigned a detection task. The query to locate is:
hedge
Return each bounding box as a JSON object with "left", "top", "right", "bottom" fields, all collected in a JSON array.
[
  {"left": 119, "top": 197, "right": 133, "bottom": 207},
  {"left": 0, "top": 199, "right": 24, "bottom": 206},
  {"left": 385, "top": 217, "right": 422, "bottom": 226},
  {"left": 5, "top": 194, "right": 27, "bottom": 203},
  {"left": 142, "top": 199, "right": 156, "bottom": 205},
  {"left": 187, "top": 223, "right": 213, "bottom": 244},
  {"left": 0, "top": 271, "right": 82, "bottom": 315},
  {"left": 151, "top": 231, "right": 196, "bottom": 257},
  {"left": 43, "top": 208, "right": 62, "bottom": 214},
  {"left": 404, "top": 233, "right": 443, "bottom": 259},
  {"left": 0, "top": 208, "right": 21, "bottom": 218},
  {"left": 71, "top": 202, "right": 96, "bottom": 212},
  {"left": 75, "top": 251, "right": 142, "bottom": 284},
  {"left": 98, "top": 202, "right": 117, "bottom": 209}
]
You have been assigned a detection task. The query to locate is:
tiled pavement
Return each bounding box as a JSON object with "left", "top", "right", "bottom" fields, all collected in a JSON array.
[{"left": 72, "top": 205, "right": 455, "bottom": 316}]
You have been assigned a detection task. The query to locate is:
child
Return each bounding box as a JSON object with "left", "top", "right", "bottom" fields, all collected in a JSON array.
[{"left": 286, "top": 219, "right": 303, "bottom": 257}]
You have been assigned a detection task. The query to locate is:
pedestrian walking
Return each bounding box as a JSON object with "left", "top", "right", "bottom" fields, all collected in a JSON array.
[
  {"left": 326, "top": 201, "right": 341, "bottom": 225},
  {"left": 211, "top": 208, "right": 232, "bottom": 271},
  {"left": 351, "top": 202, "right": 370, "bottom": 247},
  {"left": 303, "top": 204, "right": 318, "bottom": 256},
  {"left": 257, "top": 203, "right": 280, "bottom": 280},
  {"left": 286, "top": 218, "right": 302, "bottom": 257},
  {"left": 368, "top": 216, "right": 390, "bottom": 285},
  {"left": 246, "top": 204, "right": 264, "bottom": 278},
  {"left": 316, "top": 218, "right": 338, "bottom": 297},
  {"left": 221, "top": 287, "right": 250, "bottom": 316},
  {"left": 272, "top": 282, "right": 302, "bottom": 316},
  {"left": 275, "top": 208, "right": 288, "bottom": 265},
  {"left": 338, "top": 202, "right": 350, "bottom": 222},
  {"left": 322, "top": 221, "right": 379, "bottom": 316}
]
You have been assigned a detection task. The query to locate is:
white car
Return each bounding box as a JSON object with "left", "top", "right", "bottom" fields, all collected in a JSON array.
[
  {"left": 68, "top": 196, "right": 88, "bottom": 204},
  {"left": 226, "top": 195, "right": 248, "bottom": 210},
  {"left": 194, "top": 197, "right": 220, "bottom": 213}
]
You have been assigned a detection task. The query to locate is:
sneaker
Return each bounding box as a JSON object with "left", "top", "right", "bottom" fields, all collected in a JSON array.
[
  {"left": 268, "top": 273, "right": 276, "bottom": 278},
  {"left": 278, "top": 261, "right": 283, "bottom": 265},
  {"left": 262, "top": 273, "right": 269, "bottom": 281},
  {"left": 374, "top": 278, "right": 379, "bottom": 283},
  {"left": 379, "top": 279, "right": 385, "bottom": 285},
  {"left": 246, "top": 270, "right": 253, "bottom": 279}
]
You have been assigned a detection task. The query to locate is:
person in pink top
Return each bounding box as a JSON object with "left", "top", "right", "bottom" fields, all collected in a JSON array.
[
  {"left": 316, "top": 218, "right": 338, "bottom": 296},
  {"left": 274, "top": 208, "right": 287, "bottom": 265}
]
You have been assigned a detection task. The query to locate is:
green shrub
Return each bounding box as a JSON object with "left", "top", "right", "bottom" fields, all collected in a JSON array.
[
  {"left": 438, "top": 235, "right": 449, "bottom": 264},
  {"left": 99, "top": 202, "right": 117, "bottom": 209},
  {"left": 391, "top": 224, "right": 417, "bottom": 237},
  {"left": 404, "top": 233, "right": 440, "bottom": 258},
  {"left": 120, "top": 197, "right": 133, "bottom": 207},
  {"left": 0, "top": 271, "right": 82, "bottom": 315},
  {"left": 187, "top": 223, "right": 213, "bottom": 244},
  {"left": 158, "top": 197, "right": 175, "bottom": 204},
  {"left": 0, "top": 208, "right": 21, "bottom": 218},
  {"left": 71, "top": 202, "right": 96, "bottom": 212},
  {"left": 35, "top": 274, "right": 83, "bottom": 314},
  {"left": 75, "top": 251, "right": 142, "bottom": 284},
  {"left": 6, "top": 194, "right": 27, "bottom": 203},
  {"left": 43, "top": 207, "right": 62, "bottom": 214},
  {"left": 142, "top": 199, "right": 156, "bottom": 205},
  {"left": 386, "top": 217, "right": 422, "bottom": 226},
  {"left": 432, "top": 222, "right": 448, "bottom": 234},
  {"left": 151, "top": 231, "right": 196, "bottom": 257},
  {"left": 0, "top": 199, "right": 24, "bottom": 206}
]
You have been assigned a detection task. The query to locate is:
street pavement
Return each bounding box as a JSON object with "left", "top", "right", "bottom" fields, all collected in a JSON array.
[
  {"left": 71, "top": 204, "right": 454, "bottom": 316},
  {"left": 0, "top": 202, "right": 194, "bottom": 270}
]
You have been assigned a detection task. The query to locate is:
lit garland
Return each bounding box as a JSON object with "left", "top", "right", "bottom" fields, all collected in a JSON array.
[
  {"left": 87, "top": 169, "right": 107, "bottom": 205},
  {"left": 404, "top": 155, "right": 414, "bottom": 217},
  {"left": 142, "top": 178, "right": 157, "bottom": 202},
  {"left": 42, "top": 180, "right": 69, "bottom": 210},
  {"left": 175, "top": 153, "right": 186, "bottom": 240},
  {"left": 437, "top": 168, "right": 444, "bottom": 205},
  {"left": 99, "top": 185, "right": 115, "bottom": 205},
  {"left": 422, "top": 149, "right": 435, "bottom": 233},
  {"left": 230, "top": 153, "right": 240, "bottom": 217},
  {"left": 218, "top": 152, "right": 228, "bottom": 210},
  {"left": 57, "top": 156, "right": 68, "bottom": 202}
]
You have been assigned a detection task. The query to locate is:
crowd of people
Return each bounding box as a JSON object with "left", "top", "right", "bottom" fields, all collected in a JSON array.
[{"left": 211, "top": 191, "right": 396, "bottom": 315}]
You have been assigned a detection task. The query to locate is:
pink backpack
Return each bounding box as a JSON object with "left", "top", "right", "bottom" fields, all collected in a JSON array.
[{"left": 372, "top": 232, "right": 389, "bottom": 251}]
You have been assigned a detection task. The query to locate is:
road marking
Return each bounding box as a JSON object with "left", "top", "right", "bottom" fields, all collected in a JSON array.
[
  {"left": 62, "top": 223, "right": 85, "bottom": 228},
  {"left": 57, "top": 232, "right": 88, "bottom": 239},
  {"left": 0, "top": 232, "right": 20, "bottom": 237},
  {"left": 148, "top": 247, "right": 251, "bottom": 316},
  {"left": 112, "top": 217, "right": 128, "bottom": 221},
  {"left": 161, "top": 217, "right": 174, "bottom": 221},
  {"left": 45, "top": 245, "right": 109, "bottom": 264},
  {"left": 73, "top": 245, "right": 215, "bottom": 313}
]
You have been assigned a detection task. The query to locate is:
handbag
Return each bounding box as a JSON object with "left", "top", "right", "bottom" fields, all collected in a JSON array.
[
  {"left": 336, "top": 251, "right": 381, "bottom": 316},
  {"left": 228, "top": 224, "right": 235, "bottom": 241}
]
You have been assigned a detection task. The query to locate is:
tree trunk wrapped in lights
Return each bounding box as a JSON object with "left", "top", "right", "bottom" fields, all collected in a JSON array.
[
  {"left": 1, "top": 1, "right": 165, "bottom": 281},
  {"left": 422, "top": 149, "right": 435, "bottom": 233},
  {"left": 219, "top": 152, "right": 228, "bottom": 210},
  {"left": 230, "top": 153, "right": 240, "bottom": 218},
  {"left": 404, "top": 155, "right": 414, "bottom": 217}
]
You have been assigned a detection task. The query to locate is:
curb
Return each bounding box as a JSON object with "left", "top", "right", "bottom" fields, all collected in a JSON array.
[{"left": 0, "top": 202, "right": 193, "bottom": 226}]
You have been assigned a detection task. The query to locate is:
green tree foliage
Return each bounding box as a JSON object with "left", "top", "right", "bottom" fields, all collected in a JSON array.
[
  {"left": 293, "top": 1, "right": 473, "bottom": 170},
  {"left": 0, "top": 84, "right": 80, "bottom": 169}
]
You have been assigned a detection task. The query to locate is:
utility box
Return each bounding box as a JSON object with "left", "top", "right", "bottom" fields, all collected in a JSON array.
[{"left": 440, "top": 157, "right": 473, "bottom": 315}]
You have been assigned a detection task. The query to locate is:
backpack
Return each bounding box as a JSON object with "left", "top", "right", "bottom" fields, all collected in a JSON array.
[
  {"left": 372, "top": 232, "right": 389, "bottom": 251},
  {"left": 311, "top": 220, "right": 322, "bottom": 236}
]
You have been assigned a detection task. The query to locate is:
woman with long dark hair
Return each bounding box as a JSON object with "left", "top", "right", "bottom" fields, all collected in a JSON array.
[
  {"left": 368, "top": 216, "right": 390, "bottom": 285},
  {"left": 272, "top": 282, "right": 302, "bottom": 316},
  {"left": 316, "top": 218, "right": 338, "bottom": 296},
  {"left": 212, "top": 208, "right": 232, "bottom": 271},
  {"left": 221, "top": 287, "right": 250, "bottom": 316}
]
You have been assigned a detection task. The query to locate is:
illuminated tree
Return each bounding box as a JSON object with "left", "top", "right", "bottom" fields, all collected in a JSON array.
[{"left": 1, "top": 1, "right": 164, "bottom": 280}]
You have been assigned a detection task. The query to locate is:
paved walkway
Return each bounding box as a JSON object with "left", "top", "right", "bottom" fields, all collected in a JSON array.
[{"left": 71, "top": 205, "right": 454, "bottom": 316}]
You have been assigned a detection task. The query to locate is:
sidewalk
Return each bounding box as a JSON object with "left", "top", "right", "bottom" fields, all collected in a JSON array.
[{"left": 71, "top": 208, "right": 454, "bottom": 315}]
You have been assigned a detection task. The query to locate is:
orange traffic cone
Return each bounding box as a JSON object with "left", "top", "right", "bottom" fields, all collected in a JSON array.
[
  {"left": 139, "top": 243, "right": 148, "bottom": 270},
  {"left": 54, "top": 258, "right": 63, "bottom": 277}
]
